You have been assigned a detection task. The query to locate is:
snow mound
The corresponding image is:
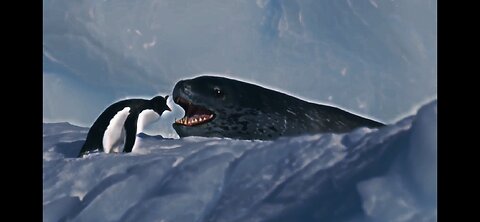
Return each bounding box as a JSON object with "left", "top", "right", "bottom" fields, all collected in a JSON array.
[{"left": 43, "top": 100, "right": 436, "bottom": 222}]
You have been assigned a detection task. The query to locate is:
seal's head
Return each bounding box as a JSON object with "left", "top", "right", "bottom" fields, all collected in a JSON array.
[
  {"left": 172, "top": 75, "right": 385, "bottom": 140},
  {"left": 172, "top": 76, "right": 297, "bottom": 139}
]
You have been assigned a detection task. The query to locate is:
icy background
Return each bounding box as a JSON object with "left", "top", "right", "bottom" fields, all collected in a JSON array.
[
  {"left": 43, "top": 0, "right": 437, "bottom": 221},
  {"left": 43, "top": 0, "right": 437, "bottom": 131},
  {"left": 43, "top": 100, "right": 436, "bottom": 222}
]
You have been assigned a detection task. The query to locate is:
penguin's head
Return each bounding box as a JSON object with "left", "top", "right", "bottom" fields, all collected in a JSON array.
[{"left": 150, "top": 95, "right": 172, "bottom": 114}]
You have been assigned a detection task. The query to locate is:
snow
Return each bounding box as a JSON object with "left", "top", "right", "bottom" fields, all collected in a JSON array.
[{"left": 43, "top": 100, "right": 437, "bottom": 222}]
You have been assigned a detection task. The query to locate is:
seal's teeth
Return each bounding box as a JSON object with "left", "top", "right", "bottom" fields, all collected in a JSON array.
[{"left": 176, "top": 113, "right": 213, "bottom": 126}]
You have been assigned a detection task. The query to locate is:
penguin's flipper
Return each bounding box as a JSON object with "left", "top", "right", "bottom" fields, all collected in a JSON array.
[{"left": 123, "top": 114, "right": 138, "bottom": 153}]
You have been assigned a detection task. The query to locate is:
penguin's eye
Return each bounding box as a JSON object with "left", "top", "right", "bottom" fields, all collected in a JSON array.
[{"left": 213, "top": 87, "right": 223, "bottom": 98}]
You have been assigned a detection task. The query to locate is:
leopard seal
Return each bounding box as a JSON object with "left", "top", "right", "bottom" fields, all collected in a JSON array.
[{"left": 172, "top": 75, "right": 385, "bottom": 140}]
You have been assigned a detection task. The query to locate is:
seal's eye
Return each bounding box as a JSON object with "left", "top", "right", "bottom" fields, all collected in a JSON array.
[{"left": 213, "top": 87, "right": 223, "bottom": 97}]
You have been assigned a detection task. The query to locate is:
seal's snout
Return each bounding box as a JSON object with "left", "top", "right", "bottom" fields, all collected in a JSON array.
[
  {"left": 172, "top": 80, "right": 184, "bottom": 101},
  {"left": 173, "top": 80, "right": 192, "bottom": 101}
]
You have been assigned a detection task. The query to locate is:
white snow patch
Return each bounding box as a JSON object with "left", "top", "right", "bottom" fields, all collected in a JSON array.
[
  {"left": 255, "top": 0, "right": 269, "bottom": 8},
  {"left": 172, "top": 157, "right": 184, "bottom": 167},
  {"left": 159, "top": 144, "right": 182, "bottom": 149},
  {"left": 143, "top": 37, "right": 157, "bottom": 49},
  {"left": 43, "top": 101, "right": 437, "bottom": 222},
  {"left": 341, "top": 67, "right": 348, "bottom": 76}
]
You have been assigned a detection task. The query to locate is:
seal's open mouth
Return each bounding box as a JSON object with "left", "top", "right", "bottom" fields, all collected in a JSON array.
[{"left": 174, "top": 97, "right": 215, "bottom": 126}]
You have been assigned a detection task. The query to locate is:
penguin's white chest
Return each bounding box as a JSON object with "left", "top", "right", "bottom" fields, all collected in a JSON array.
[
  {"left": 131, "top": 109, "right": 160, "bottom": 152},
  {"left": 136, "top": 109, "right": 160, "bottom": 133},
  {"left": 103, "top": 107, "right": 131, "bottom": 153}
]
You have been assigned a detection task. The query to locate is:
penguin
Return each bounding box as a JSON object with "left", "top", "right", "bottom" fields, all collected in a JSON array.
[{"left": 78, "top": 95, "right": 171, "bottom": 157}]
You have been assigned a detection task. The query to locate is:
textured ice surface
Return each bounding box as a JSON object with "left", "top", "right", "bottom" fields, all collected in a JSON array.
[{"left": 43, "top": 100, "right": 436, "bottom": 222}]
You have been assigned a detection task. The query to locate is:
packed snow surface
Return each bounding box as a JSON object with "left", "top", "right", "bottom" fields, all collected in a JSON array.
[{"left": 43, "top": 100, "right": 436, "bottom": 222}]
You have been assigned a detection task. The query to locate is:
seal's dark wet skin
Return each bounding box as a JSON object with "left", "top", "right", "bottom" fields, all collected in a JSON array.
[{"left": 172, "top": 76, "right": 385, "bottom": 140}]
